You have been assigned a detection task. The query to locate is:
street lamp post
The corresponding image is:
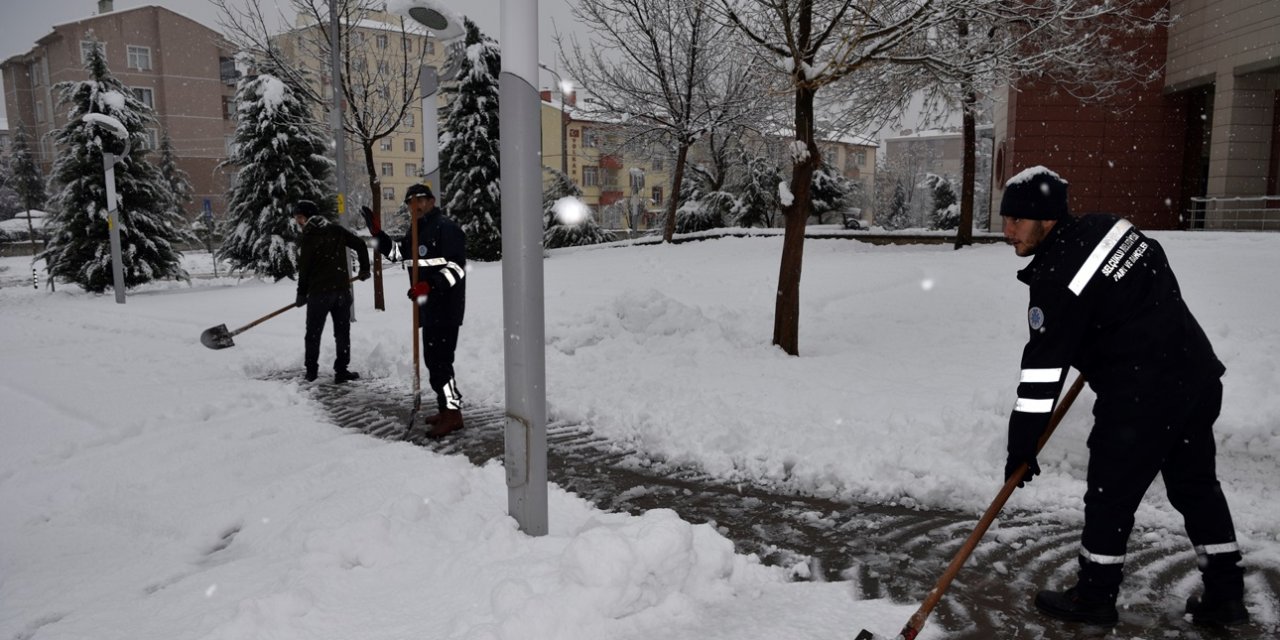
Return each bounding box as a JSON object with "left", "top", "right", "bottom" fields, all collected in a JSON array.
[
  {"left": 82, "top": 113, "right": 130, "bottom": 304},
  {"left": 538, "top": 63, "right": 571, "bottom": 176}
]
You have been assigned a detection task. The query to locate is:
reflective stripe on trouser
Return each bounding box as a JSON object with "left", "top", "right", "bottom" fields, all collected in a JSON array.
[
  {"left": 423, "top": 320, "right": 461, "bottom": 412},
  {"left": 1079, "top": 378, "right": 1241, "bottom": 599},
  {"left": 441, "top": 378, "right": 462, "bottom": 410}
]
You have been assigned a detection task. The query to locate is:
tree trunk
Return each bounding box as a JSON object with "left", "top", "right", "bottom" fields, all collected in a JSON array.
[
  {"left": 361, "top": 142, "right": 386, "bottom": 310},
  {"left": 955, "top": 83, "right": 977, "bottom": 250},
  {"left": 774, "top": 85, "right": 818, "bottom": 356},
  {"left": 663, "top": 143, "right": 691, "bottom": 243}
]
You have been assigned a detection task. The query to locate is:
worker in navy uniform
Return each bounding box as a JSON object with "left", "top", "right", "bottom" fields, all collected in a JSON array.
[
  {"left": 294, "top": 199, "right": 370, "bottom": 383},
  {"left": 999, "top": 166, "right": 1247, "bottom": 628},
  {"left": 365, "top": 183, "right": 467, "bottom": 438}
]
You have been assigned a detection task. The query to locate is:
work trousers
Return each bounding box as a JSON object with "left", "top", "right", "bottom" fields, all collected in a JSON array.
[
  {"left": 421, "top": 313, "right": 461, "bottom": 411},
  {"left": 1077, "top": 378, "right": 1243, "bottom": 600},
  {"left": 304, "top": 290, "right": 353, "bottom": 374}
]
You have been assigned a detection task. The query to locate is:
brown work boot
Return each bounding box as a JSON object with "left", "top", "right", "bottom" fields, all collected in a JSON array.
[
  {"left": 422, "top": 413, "right": 443, "bottom": 425},
  {"left": 425, "top": 409, "right": 463, "bottom": 439}
]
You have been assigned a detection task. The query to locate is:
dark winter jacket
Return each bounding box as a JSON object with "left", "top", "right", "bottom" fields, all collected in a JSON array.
[
  {"left": 296, "top": 216, "right": 370, "bottom": 297},
  {"left": 1010, "top": 213, "right": 1224, "bottom": 439},
  {"left": 374, "top": 207, "right": 466, "bottom": 326}
]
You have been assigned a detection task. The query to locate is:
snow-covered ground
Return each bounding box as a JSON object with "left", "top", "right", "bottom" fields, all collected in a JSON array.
[{"left": 2, "top": 230, "right": 1278, "bottom": 640}]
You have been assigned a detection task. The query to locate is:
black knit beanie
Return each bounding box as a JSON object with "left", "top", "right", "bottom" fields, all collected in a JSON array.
[{"left": 1000, "top": 166, "right": 1069, "bottom": 220}]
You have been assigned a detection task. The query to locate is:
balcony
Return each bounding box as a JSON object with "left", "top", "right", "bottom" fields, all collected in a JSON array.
[{"left": 600, "top": 154, "right": 623, "bottom": 170}]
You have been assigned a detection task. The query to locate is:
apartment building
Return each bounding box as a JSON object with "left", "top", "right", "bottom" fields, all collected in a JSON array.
[
  {"left": 273, "top": 10, "right": 447, "bottom": 212},
  {"left": 989, "top": 0, "right": 1280, "bottom": 230},
  {"left": 540, "top": 93, "right": 671, "bottom": 231},
  {"left": 0, "top": 1, "right": 238, "bottom": 220}
]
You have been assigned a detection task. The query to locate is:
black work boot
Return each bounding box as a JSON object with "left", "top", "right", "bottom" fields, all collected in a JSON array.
[
  {"left": 304, "top": 368, "right": 318, "bottom": 382},
  {"left": 1186, "top": 595, "right": 1249, "bottom": 627},
  {"left": 334, "top": 370, "right": 360, "bottom": 384},
  {"left": 1035, "top": 586, "right": 1119, "bottom": 626}
]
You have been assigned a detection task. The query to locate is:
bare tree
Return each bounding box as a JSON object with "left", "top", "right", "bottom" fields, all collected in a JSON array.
[
  {"left": 857, "top": 0, "right": 1170, "bottom": 248},
  {"left": 559, "top": 0, "right": 764, "bottom": 243},
  {"left": 213, "top": 0, "right": 434, "bottom": 310},
  {"left": 722, "top": 0, "right": 946, "bottom": 355}
]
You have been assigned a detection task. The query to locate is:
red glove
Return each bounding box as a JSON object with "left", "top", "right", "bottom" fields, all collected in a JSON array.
[{"left": 406, "top": 281, "right": 430, "bottom": 302}]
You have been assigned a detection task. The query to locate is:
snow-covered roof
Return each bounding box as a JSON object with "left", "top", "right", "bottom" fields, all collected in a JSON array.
[
  {"left": 0, "top": 117, "right": 8, "bottom": 131},
  {"left": 0, "top": 210, "right": 49, "bottom": 233}
]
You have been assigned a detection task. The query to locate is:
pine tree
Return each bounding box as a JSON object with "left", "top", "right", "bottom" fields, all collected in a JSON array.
[
  {"left": 734, "top": 150, "right": 780, "bottom": 228},
  {"left": 809, "top": 163, "right": 851, "bottom": 225},
  {"left": 7, "top": 122, "right": 48, "bottom": 242},
  {"left": 882, "top": 181, "right": 913, "bottom": 231},
  {"left": 542, "top": 168, "right": 614, "bottom": 248},
  {"left": 40, "top": 44, "right": 194, "bottom": 292},
  {"left": 675, "top": 164, "right": 734, "bottom": 234},
  {"left": 157, "top": 130, "right": 193, "bottom": 219},
  {"left": 925, "top": 173, "right": 959, "bottom": 230},
  {"left": 439, "top": 19, "right": 502, "bottom": 261},
  {"left": 216, "top": 61, "right": 334, "bottom": 281}
]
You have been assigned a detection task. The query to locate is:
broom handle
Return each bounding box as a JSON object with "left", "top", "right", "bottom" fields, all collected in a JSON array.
[{"left": 897, "top": 374, "right": 1087, "bottom": 640}]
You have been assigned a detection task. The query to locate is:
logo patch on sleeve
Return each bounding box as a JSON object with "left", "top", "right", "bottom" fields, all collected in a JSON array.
[{"left": 1028, "top": 306, "right": 1046, "bottom": 331}]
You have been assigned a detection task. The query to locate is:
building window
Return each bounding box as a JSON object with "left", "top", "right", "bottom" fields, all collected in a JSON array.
[
  {"left": 220, "top": 56, "right": 240, "bottom": 85},
  {"left": 376, "top": 34, "right": 388, "bottom": 49},
  {"left": 583, "top": 130, "right": 598, "bottom": 148},
  {"left": 381, "top": 162, "right": 394, "bottom": 177},
  {"left": 80, "top": 40, "right": 106, "bottom": 64},
  {"left": 222, "top": 95, "right": 236, "bottom": 119},
  {"left": 127, "top": 45, "right": 152, "bottom": 70},
  {"left": 651, "top": 186, "right": 663, "bottom": 206},
  {"left": 141, "top": 129, "right": 158, "bottom": 150},
  {"left": 652, "top": 156, "right": 663, "bottom": 171},
  {"left": 131, "top": 87, "right": 154, "bottom": 109},
  {"left": 402, "top": 37, "right": 413, "bottom": 53},
  {"left": 225, "top": 135, "right": 238, "bottom": 157},
  {"left": 854, "top": 150, "right": 867, "bottom": 165},
  {"left": 382, "top": 186, "right": 395, "bottom": 200},
  {"left": 377, "top": 61, "right": 389, "bottom": 74},
  {"left": 427, "top": 41, "right": 436, "bottom": 55},
  {"left": 403, "top": 112, "right": 415, "bottom": 127},
  {"left": 28, "top": 60, "right": 42, "bottom": 86},
  {"left": 34, "top": 100, "right": 46, "bottom": 123},
  {"left": 583, "top": 166, "right": 599, "bottom": 187},
  {"left": 380, "top": 138, "right": 393, "bottom": 151},
  {"left": 405, "top": 162, "right": 418, "bottom": 177},
  {"left": 404, "top": 138, "right": 416, "bottom": 153}
]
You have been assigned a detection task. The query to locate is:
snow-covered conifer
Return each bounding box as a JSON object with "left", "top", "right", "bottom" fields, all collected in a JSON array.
[
  {"left": 808, "top": 163, "right": 851, "bottom": 225},
  {"left": 542, "top": 168, "right": 613, "bottom": 248},
  {"left": 439, "top": 19, "right": 502, "bottom": 261},
  {"left": 926, "top": 173, "right": 959, "bottom": 230},
  {"left": 217, "top": 60, "right": 334, "bottom": 281},
  {"left": 157, "top": 130, "right": 193, "bottom": 219},
  {"left": 40, "top": 44, "right": 193, "bottom": 292},
  {"left": 734, "top": 151, "right": 781, "bottom": 228},
  {"left": 6, "top": 122, "right": 46, "bottom": 222}
]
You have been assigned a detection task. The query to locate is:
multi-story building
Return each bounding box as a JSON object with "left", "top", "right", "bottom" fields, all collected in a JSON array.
[
  {"left": 273, "top": 10, "right": 447, "bottom": 213},
  {"left": 989, "top": 0, "right": 1280, "bottom": 230},
  {"left": 540, "top": 92, "right": 671, "bottom": 230},
  {"left": 0, "top": 0, "right": 238, "bottom": 220}
]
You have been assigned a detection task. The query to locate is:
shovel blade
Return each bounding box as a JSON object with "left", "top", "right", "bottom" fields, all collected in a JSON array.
[{"left": 201, "top": 324, "right": 235, "bottom": 350}]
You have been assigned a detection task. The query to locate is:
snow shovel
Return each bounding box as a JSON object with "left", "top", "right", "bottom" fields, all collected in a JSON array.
[
  {"left": 200, "top": 276, "right": 360, "bottom": 350},
  {"left": 855, "top": 373, "right": 1087, "bottom": 640}
]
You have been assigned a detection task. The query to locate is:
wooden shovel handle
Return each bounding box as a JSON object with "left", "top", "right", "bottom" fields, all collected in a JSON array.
[
  {"left": 233, "top": 275, "right": 362, "bottom": 337},
  {"left": 895, "top": 374, "right": 1087, "bottom": 640}
]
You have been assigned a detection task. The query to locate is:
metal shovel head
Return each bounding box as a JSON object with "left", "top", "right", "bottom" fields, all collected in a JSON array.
[{"left": 201, "top": 324, "right": 235, "bottom": 350}]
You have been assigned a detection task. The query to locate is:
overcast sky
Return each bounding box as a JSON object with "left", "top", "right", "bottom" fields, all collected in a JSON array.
[{"left": 0, "top": 0, "right": 582, "bottom": 123}]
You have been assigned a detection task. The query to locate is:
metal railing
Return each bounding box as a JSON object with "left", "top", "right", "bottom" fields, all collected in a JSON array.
[{"left": 1187, "top": 195, "right": 1280, "bottom": 231}]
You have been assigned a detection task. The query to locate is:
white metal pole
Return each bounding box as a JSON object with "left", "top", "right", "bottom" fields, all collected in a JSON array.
[
  {"left": 330, "top": 0, "right": 355, "bottom": 319},
  {"left": 501, "top": 0, "right": 547, "bottom": 536},
  {"left": 421, "top": 65, "right": 440, "bottom": 191}
]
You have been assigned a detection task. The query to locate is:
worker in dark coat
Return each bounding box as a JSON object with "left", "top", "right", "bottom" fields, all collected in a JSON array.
[
  {"left": 294, "top": 199, "right": 370, "bottom": 383},
  {"left": 365, "top": 183, "right": 467, "bottom": 438},
  {"left": 999, "top": 166, "right": 1247, "bottom": 629}
]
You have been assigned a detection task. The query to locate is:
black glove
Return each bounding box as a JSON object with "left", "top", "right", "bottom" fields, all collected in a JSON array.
[
  {"left": 295, "top": 293, "right": 307, "bottom": 308},
  {"left": 1005, "top": 424, "right": 1043, "bottom": 487},
  {"left": 360, "top": 205, "right": 375, "bottom": 230},
  {"left": 357, "top": 269, "right": 371, "bottom": 281}
]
